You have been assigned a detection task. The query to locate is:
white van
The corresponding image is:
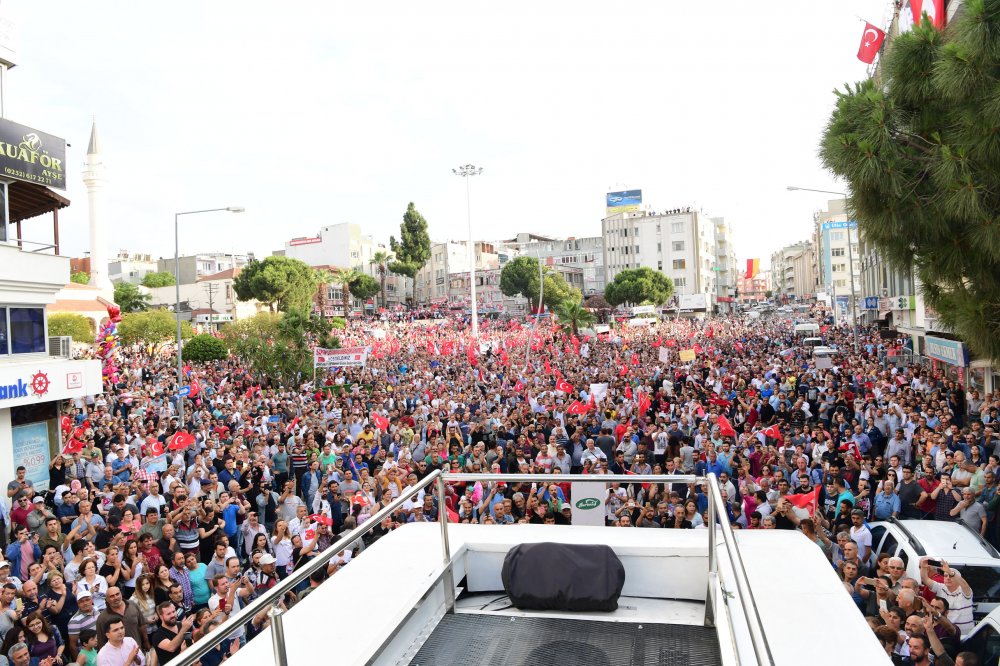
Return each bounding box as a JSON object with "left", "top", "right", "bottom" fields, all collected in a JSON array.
[
  {"left": 794, "top": 323, "right": 820, "bottom": 337},
  {"left": 802, "top": 337, "right": 824, "bottom": 348}
]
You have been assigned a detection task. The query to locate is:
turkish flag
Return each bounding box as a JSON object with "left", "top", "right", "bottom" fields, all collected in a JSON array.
[
  {"left": 665, "top": 339, "right": 677, "bottom": 347},
  {"left": 308, "top": 514, "right": 333, "bottom": 527},
  {"left": 513, "top": 380, "right": 524, "bottom": 393},
  {"left": 706, "top": 327, "right": 714, "bottom": 339},
  {"left": 189, "top": 379, "right": 201, "bottom": 398},
  {"left": 857, "top": 22, "right": 886, "bottom": 64},
  {"left": 371, "top": 412, "right": 389, "bottom": 431},
  {"left": 168, "top": 431, "right": 195, "bottom": 451},
  {"left": 785, "top": 486, "right": 820, "bottom": 519},
  {"left": 637, "top": 392, "right": 651, "bottom": 416},
  {"left": 693, "top": 343, "right": 704, "bottom": 355},
  {"left": 619, "top": 365, "right": 629, "bottom": 377},
  {"left": 717, "top": 415, "right": 737, "bottom": 438},
  {"left": 566, "top": 400, "right": 589, "bottom": 415},
  {"left": 286, "top": 416, "right": 300, "bottom": 434},
  {"left": 653, "top": 336, "right": 662, "bottom": 347},
  {"left": 759, "top": 424, "right": 783, "bottom": 444},
  {"left": 544, "top": 358, "right": 552, "bottom": 374},
  {"left": 910, "top": 0, "right": 945, "bottom": 29},
  {"left": 630, "top": 353, "right": 640, "bottom": 366},
  {"left": 81, "top": 420, "right": 91, "bottom": 430},
  {"left": 555, "top": 379, "right": 574, "bottom": 394},
  {"left": 62, "top": 438, "right": 84, "bottom": 455},
  {"left": 625, "top": 386, "right": 633, "bottom": 400},
  {"left": 151, "top": 440, "right": 165, "bottom": 457},
  {"left": 60, "top": 416, "right": 72, "bottom": 432}
]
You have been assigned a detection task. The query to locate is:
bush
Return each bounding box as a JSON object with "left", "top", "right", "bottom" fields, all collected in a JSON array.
[
  {"left": 48, "top": 313, "right": 95, "bottom": 343},
  {"left": 182, "top": 334, "right": 228, "bottom": 362}
]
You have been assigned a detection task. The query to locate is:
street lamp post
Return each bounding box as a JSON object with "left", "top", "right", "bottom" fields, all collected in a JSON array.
[
  {"left": 174, "top": 206, "right": 244, "bottom": 429},
  {"left": 452, "top": 164, "right": 483, "bottom": 339},
  {"left": 786, "top": 186, "right": 859, "bottom": 353}
]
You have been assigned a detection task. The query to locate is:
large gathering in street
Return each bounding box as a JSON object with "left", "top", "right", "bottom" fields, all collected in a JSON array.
[{"left": 1, "top": 1, "right": 999, "bottom": 665}]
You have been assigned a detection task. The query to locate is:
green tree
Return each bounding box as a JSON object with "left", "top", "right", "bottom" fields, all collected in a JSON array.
[
  {"left": 499, "top": 256, "right": 580, "bottom": 309},
  {"left": 349, "top": 273, "right": 380, "bottom": 305},
  {"left": 603, "top": 267, "right": 674, "bottom": 307},
  {"left": 221, "top": 310, "right": 340, "bottom": 384},
  {"left": 388, "top": 202, "right": 432, "bottom": 305},
  {"left": 233, "top": 256, "right": 318, "bottom": 313},
  {"left": 48, "top": 313, "right": 95, "bottom": 343},
  {"left": 118, "top": 310, "right": 193, "bottom": 345},
  {"left": 70, "top": 271, "right": 90, "bottom": 285},
  {"left": 141, "top": 271, "right": 177, "bottom": 288},
  {"left": 114, "top": 282, "right": 151, "bottom": 313},
  {"left": 182, "top": 334, "right": 228, "bottom": 362},
  {"left": 820, "top": 5, "right": 1000, "bottom": 362},
  {"left": 369, "top": 250, "right": 393, "bottom": 308},
  {"left": 554, "top": 300, "right": 596, "bottom": 337}
]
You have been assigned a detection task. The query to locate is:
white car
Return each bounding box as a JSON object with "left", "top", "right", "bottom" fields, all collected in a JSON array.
[{"left": 870, "top": 518, "right": 1000, "bottom": 620}]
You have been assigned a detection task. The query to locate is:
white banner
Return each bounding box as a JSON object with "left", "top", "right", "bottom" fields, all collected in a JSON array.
[
  {"left": 589, "top": 383, "right": 608, "bottom": 402},
  {"left": 314, "top": 346, "right": 370, "bottom": 368},
  {"left": 571, "top": 482, "right": 607, "bottom": 526},
  {"left": 658, "top": 347, "right": 670, "bottom": 363}
]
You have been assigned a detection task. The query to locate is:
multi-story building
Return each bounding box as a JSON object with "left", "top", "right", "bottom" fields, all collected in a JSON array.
[
  {"left": 414, "top": 241, "right": 499, "bottom": 306},
  {"left": 107, "top": 251, "right": 158, "bottom": 285},
  {"left": 146, "top": 268, "right": 266, "bottom": 330},
  {"left": 769, "top": 241, "right": 814, "bottom": 302},
  {"left": 814, "top": 199, "right": 861, "bottom": 319},
  {"left": 738, "top": 272, "right": 770, "bottom": 304},
  {"left": 602, "top": 207, "right": 717, "bottom": 311},
  {"left": 494, "top": 233, "right": 606, "bottom": 296},
  {"left": 712, "top": 218, "right": 738, "bottom": 312},
  {"left": 156, "top": 252, "right": 251, "bottom": 286},
  {"left": 281, "top": 223, "right": 409, "bottom": 308}
]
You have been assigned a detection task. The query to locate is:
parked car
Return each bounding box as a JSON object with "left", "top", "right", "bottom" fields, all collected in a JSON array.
[{"left": 870, "top": 518, "right": 1000, "bottom": 621}]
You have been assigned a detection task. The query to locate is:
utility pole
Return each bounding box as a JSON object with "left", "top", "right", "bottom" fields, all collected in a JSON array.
[{"left": 204, "top": 283, "right": 219, "bottom": 332}]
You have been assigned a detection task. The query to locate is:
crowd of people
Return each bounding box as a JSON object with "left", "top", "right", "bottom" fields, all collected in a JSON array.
[{"left": 0, "top": 305, "right": 996, "bottom": 666}]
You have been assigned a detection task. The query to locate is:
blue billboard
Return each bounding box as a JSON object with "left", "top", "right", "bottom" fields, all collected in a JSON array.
[{"left": 606, "top": 190, "right": 642, "bottom": 214}]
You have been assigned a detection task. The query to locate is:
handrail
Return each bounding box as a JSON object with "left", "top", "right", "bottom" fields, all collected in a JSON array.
[
  {"left": 167, "top": 470, "right": 771, "bottom": 666},
  {"left": 706, "top": 472, "right": 774, "bottom": 666},
  {"left": 166, "top": 468, "right": 444, "bottom": 666}
]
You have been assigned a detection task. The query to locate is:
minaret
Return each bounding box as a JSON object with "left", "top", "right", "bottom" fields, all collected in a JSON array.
[{"left": 81, "top": 119, "right": 112, "bottom": 293}]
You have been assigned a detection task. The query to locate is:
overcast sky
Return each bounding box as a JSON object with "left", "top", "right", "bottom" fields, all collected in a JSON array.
[{"left": 6, "top": 0, "right": 891, "bottom": 268}]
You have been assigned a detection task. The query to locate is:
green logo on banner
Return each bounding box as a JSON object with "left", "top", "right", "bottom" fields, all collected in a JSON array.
[{"left": 575, "top": 497, "right": 601, "bottom": 510}]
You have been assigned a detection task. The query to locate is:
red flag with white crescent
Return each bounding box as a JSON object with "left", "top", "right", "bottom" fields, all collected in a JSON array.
[{"left": 857, "top": 22, "right": 886, "bottom": 64}]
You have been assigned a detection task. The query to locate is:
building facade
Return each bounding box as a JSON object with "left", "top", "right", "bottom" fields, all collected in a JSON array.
[
  {"left": 814, "top": 199, "right": 861, "bottom": 320},
  {"left": 494, "top": 233, "right": 606, "bottom": 297},
  {"left": 281, "top": 223, "right": 409, "bottom": 308},
  {"left": 738, "top": 272, "right": 770, "bottom": 304},
  {"left": 414, "top": 241, "right": 499, "bottom": 306},
  {"left": 602, "top": 208, "right": 717, "bottom": 311},
  {"left": 770, "top": 241, "right": 815, "bottom": 302},
  {"left": 146, "top": 268, "right": 266, "bottom": 329},
  {"left": 712, "top": 217, "right": 739, "bottom": 312},
  {"left": 108, "top": 251, "right": 158, "bottom": 285},
  {"left": 156, "top": 253, "right": 251, "bottom": 286}
]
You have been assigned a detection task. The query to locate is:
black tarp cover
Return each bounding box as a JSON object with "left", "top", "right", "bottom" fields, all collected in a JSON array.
[{"left": 501, "top": 542, "right": 626, "bottom": 612}]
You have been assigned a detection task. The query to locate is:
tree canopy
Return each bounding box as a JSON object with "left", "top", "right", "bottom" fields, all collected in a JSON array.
[
  {"left": 389, "top": 203, "right": 431, "bottom": 305},
  {"left": 70, "top": 271, "right": 90, "bottom": 285},
  {"left": 554, "top": 300, "right": 596, "bottom": 336},
  {"left": 48, "top": 313, "right": 94, "bottom": 343},
  {"left": 114, "top": 282, "right": 151, "bottom": 313},
  {"left": 118, "top": 310, "right": 193, "bottom": 345},
  {"left": 233, "top": 256, "right": 318, "bottom": 313},
  {"left": 821, "top": 4, "right": 1000, "bottom": 362},
  {"left": 221, "top": 310, "right": 340, "bottom": 384},
  {"left": 182, "top": 334, "right": 228, "bottom": 362},
  {"left": 499, "top": 256, "right": 580, "bottom": 309},
  {"left": 349, "top": 273, "right": 380, "bottom": 302},
  {"left": 141, "top": 271, "right": 177, "bottom": 288},
  {"left": 603, "top": 267, "right": 674, "bottom": 306}
]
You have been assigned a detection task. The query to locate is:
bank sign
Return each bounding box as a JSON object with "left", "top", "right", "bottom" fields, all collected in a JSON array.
[
  {"left": 925, "top": 336, "right": 969, "bottom": 367},
  {"left": 0, "top": 119, "right": 67, "bottom": 190}
]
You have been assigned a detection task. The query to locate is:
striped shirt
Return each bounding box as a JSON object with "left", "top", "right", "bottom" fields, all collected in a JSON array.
[
  {"left": 930, "top": 580, "right": 975, "bottom": 633},
  {"left": 68, "top": 608, "right": 99, "bottom": 638}
]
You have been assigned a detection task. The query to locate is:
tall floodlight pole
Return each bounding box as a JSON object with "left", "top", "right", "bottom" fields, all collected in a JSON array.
[
  {"left": 452, "top": 165, "right": 484, "bottom": 338},
  {"left": 174, "top": 206, "right": 245, "bottom": 428},
  {"left": 786, "top": 186, "right": 859, "bottom": 353}
]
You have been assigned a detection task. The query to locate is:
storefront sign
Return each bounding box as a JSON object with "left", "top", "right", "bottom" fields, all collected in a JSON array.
[
  {"left": 925, "top": 336, "right": 968, "bottom": 367},
  {"left": 863, "top": 297, "right": 879, "bottom": 310},
  {"left": 0, "top": 118, "right": 66, "bottom": 190},
  {"left": 0, "top": 360, "right": 102, "bottom": 409},
  {"left": 12, "top": 422, "right": 51, "bottom": 489},
  {"left": 570, "top": 482, "right": 606, "bottom": 526}
]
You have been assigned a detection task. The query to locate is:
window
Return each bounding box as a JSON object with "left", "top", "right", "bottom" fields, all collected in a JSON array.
[
  {"left": 634, "top": 246, "right": 640, "bottom": 254},
  {"left": 831, "top": 247, "right": 845, "bottom": 257},
  {"left": 8, "top": 307, "right": 45, "bottom": 354},
  {"left": 835, "top": 279, "right": 847, "bottom": 287},
  {"left": 831, "top": 231, "right": 845, "bottom": 241},
  {"left": 326, "top": 287, "right": 341, "bottom": 301},
  {"left": 672, "top": 259, "right": 686, "bottom": 270},
  {"left": 671, "top": 221, "right": 685, "bottom": 234},
  {"left": 657, "top": 261, "right": 663, "bottom": 271},
  {"left": 672, "top": 241, "right": 685, "bottom": 252},
  {"left": 674, "top": 278, "right": 686, "bottom": 288},
  {"left": 833, "top": 263, "right": 846, "bottom": 272}
]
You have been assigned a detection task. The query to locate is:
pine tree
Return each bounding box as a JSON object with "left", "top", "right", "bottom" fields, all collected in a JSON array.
[
  {"left": 389, "top": 203, "right": 432, "bottom": 305},
  {"left": 820, "top": 2, "right": 1000, "bottom": 362}
]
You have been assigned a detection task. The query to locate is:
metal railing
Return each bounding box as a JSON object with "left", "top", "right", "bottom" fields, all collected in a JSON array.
[{"left": 166, "top": 471, "right": 772, "bottom": 666}]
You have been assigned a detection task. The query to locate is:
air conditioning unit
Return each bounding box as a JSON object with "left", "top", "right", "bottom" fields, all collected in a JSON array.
[{"left": 48, "top": 336, "right": 72, "bottom": 359}]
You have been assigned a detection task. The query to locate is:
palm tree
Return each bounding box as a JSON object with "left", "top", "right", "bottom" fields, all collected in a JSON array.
[
  {"left": 330, "top": 267, "right": 362, "bottom": 319},
  {"left": 369, "top": 250, "right": 393, "bottom": 309},
  {"left": 554, "top": 300, "right": 596, "bottom": 337}
]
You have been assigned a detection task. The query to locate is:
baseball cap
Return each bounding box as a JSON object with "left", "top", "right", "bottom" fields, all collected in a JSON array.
[
  {"left": 76, "top": 590, "right": 92, "bottom": 600},
  {"left": 258, "top": 553, "right": 276, "bottom": 565},
  {"left": 32, "top": 496, "right": 45, "bottom": 504},
  {"left": 0, "top": 561, "right": 9, "bottom": 569}
]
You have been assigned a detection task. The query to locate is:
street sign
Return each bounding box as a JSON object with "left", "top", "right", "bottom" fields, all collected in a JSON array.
[{"left": 178, "top": 386, "right": 191, "bottom": 397}]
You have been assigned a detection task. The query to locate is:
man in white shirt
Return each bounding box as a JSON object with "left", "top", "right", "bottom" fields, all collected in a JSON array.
[{"left": 97, "top": 616, "right": 144, "bottom": 666}]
